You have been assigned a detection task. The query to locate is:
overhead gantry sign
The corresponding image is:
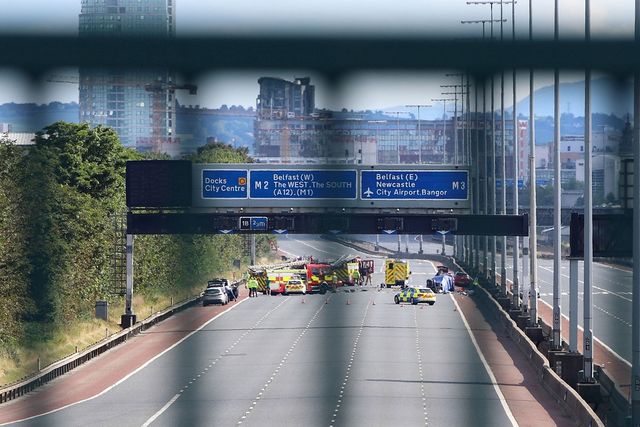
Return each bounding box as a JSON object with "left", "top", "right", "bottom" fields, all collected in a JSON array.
[
  {"left": 125, "top": 160, "right": 527, "bottom": 236},
  {"left": 192, "top": 163, "right": 469, "bottom": 209}
]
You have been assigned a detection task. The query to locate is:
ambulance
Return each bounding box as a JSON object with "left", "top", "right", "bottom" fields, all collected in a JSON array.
[{"left": 384, "top": 259, "right": 410, "bottom": 288}]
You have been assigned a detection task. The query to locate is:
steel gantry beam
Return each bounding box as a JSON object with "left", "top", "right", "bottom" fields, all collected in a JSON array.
[{"left": 126, "top": 212, "right": 529, "bottom": 236}]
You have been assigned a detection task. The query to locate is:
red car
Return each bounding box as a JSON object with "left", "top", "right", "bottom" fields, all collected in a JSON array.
[{"left": 454, "top": 271, "right": 471, "bottom": 287}]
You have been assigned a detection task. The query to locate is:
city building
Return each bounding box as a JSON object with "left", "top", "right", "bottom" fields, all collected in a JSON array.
[
  {"left": 576, "top": 153, "right": 621, "bottom": 201},
  {"left": 78, "top": 0, "right": 177, "bottom": 152},
  {"left": 254, "top": 77, "right": 456, "bottom": 164},
  {"left": 0, "top": 131, "right": 36, "bottom": 146}
]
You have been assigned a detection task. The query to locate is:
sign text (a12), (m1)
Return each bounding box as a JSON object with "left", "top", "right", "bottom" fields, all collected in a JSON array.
[{"left": 360, "top": 170, "right": 468, "bottom": 201}]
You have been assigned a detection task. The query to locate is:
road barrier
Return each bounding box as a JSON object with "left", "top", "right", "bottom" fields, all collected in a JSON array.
[{"left": 0, "top": 280, "right": 245, "bottom": 405}]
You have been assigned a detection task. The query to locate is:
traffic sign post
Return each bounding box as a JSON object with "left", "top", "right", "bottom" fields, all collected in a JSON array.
[{"left": 437, "top": 230, "right": 450, "bottom": 256}]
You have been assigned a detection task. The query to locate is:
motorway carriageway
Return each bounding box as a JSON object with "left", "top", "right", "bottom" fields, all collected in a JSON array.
[
  {"left": 361, "top": 233, "right": 633, "bottom": 367},
  {"left": 492, "top": 242, "right": 632, "bottom": 366},
  {"left": 0, "top": 236, "right": 575, "bottom": 427}
]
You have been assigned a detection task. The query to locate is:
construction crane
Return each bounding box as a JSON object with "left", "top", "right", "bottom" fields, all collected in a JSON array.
[
  {"left": 46, "top": 74, "right": 197, "bottom": 151},
  {"left": 143, "top": 81, "right": 197, "bottom": 150}
]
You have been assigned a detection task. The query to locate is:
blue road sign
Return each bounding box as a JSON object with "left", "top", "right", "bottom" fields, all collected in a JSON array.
[
  {"left": 202, "top": 170, "right": 248, "bottom": 199},
  {"left": 250, "top": 170, "right": 357, "bottom": 199},
  {"left": 239, "top": 216, "right": 268, "bottom": 230},
  {"left": 360, "top": 170, "right": 468, "bottom": 200},
  {"left": 496, "top": 178, "right": 525, "bottom": 189},
  {"left": 250, "top": 217, "right": 268, "bottom": 230}
]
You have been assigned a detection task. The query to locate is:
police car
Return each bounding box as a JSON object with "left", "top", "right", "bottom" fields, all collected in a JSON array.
[{"left": 394, "top": 287, "right": 436, "bottom": 305}]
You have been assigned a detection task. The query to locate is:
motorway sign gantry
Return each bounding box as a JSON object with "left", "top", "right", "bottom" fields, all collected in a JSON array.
[
  {"left": 191, "top": 164, "right": 470, "bottom": 210},
  {"left": 125, "top": 161, "right": 470, "bottom": 210}
]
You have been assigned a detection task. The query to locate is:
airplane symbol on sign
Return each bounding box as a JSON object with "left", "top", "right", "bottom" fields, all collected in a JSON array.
[{"left": 363, "top": 188, "right": 373, "bottom": 197}]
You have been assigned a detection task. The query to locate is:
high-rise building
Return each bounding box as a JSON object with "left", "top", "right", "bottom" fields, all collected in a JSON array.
[{"left": 78, "top": 0, "right": 176, "bottom": 151}]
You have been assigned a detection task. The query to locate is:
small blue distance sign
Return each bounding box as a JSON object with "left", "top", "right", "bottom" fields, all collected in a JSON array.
[
  {"left": 360, "top": 170, "right": 468, "bottom": 200},
  {"left": 239, "top": 216, "right": 268, "bottom": 231},
  {"left": 250, "top": 170, "right": 357, "bottom": 199},
  {"left": 202, "top": 170, "right": 248, "bottom": 199}
]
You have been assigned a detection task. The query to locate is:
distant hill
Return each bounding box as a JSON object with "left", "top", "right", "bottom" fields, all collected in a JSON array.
[
  {"left": 383, "top": 76, "right": 633, "bottom": 120},
  {"left": 0, "top": 102, "right": 79, "bottom": 132},
  {"left": 0, "top": 101, "right": 256, "bottom": 152}
]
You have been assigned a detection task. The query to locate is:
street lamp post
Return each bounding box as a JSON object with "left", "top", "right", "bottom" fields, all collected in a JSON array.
[
  {"left": 633, "top": 0, "right": 640, "bottom": 423},
  {"left": 386, "top": 112, "right": 404, "bottom": 164},
  {"left": 461, "top": 17, "right": 505, "bottom": 276},
  {"left": 405, "top": 104, "right": 432, "bottom": 164},
  {"left": 583, "top": 0, "right": 594, "bottom": 382},
  {"left": 432, "top": 98, "right": 455, "bottom": 164},
  {"left": 511, "top": 0, "right": 520, "bottom": 309},
  {"left": 528, "top": 0, "right": 538, "bottom": 327},
  {"left": 441, "top": 85, "right": 466, "bottom": 165},
  {"left": 467, "top": 0, "right": 516, "bottom": 294},
  {"left": 369, "top": 119, "right": 387, "bottom": 254},
  {"left": 552, "top": 0, "right": 562, "bottom": 350}
]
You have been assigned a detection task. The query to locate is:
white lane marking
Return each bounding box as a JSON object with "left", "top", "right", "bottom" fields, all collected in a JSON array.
[
  {"left": 450, "top": 294, "right": 518, "bottom": 427},
  {"left": 538, "top": 298, "right": 632, "bottom": 367},
  {"left": 414, "top": 307, "right": 429, "bottom": 426},
  {"left": 539, "top": 265, "right": 632, "bottom": 303},
  {"left": 0, "top": 298, "right": 252, "bottom": 427},
  {"left": 141, "top": 393, "right": 180, "bottom": 427},
  {"left": 329, "top": 299, "right": 371, "bottom": 427},
  {"left": 499, "top": 271, "right": 632, "bottom": 367},
  {"left": 238, "top": 296, "right": 327, "bottom": 425},
  {"left": 292, "top": 239, "right": 336, "bottom": 255},
  {"left": 427, "top": 261, "right": 438, "bottom": 275},
  {"left": 278, "top": 247, "right": 299, "bottom": 258},
  {"left": 144, "top": 297, "right": 291, "bottom": 427}
]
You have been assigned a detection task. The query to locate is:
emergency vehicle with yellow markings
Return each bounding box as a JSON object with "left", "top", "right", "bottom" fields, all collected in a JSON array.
[
  {"left": 266, "top": 269, "right": 306, "bottom": 295},
  {"left": 394, "top": 287, "right": 436, "bottom": 305},
  {"left": 248, "top": 259, "right": 308, "bottom": 295},
  {"left": 329, "top": 256, "right": 375, "bottom": 286},
  {"left": 384, "top": 259, "right": 411, "bottom": 288}
]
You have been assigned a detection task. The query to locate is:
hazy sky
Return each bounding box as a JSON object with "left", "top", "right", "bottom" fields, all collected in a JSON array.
[{"left": 0, "top": 0, "right": 635, "bottom": 110}]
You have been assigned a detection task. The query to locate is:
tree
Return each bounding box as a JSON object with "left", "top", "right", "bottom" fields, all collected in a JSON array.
[
  {"left": 21, "top": 122, "right": 137, "bottom": 323},
  {"left": 0, "top": 138, "right": 32, "bottom": 346}
]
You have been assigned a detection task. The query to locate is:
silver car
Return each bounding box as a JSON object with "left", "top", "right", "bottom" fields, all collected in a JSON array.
[{"left": 202, "top": 287, "right": 229, "bottom": 306}]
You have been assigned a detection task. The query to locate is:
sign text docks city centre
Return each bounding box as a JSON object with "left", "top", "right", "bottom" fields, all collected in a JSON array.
[{"left": 194, "top": 165, "right": 469, "bottom": 209}]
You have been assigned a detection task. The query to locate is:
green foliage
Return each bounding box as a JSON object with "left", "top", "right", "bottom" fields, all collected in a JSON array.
[
  {"left": 0, "top": 123, "right": 274, "bottom": 367},
  {"left": 186, "top": 141, "right": 251, "bottom": 163},
  {"left": 0, "top": 139, "right": 32, "bottom": 347},
  {"left": 133, "top": 141, "right": 273, "bottom": 297}
]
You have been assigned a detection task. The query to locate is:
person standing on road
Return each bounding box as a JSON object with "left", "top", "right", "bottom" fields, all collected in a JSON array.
[
  {"left": 352, "top": 269, "right": 360, "bottom": 286},
  {"left": 248, "top": 277, "right": 258, "bottom": 297}
]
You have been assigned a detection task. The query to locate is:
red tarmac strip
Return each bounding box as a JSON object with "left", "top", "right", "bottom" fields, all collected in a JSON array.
[
  {"left": 455, "top": 292, "right": 578, "bottom": 426},
  {"left": 0, "top": 288, "right": 250, "bottom": 424},
  {"left": 536, "top": 300, "right": 631, "bottom": 401}
]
